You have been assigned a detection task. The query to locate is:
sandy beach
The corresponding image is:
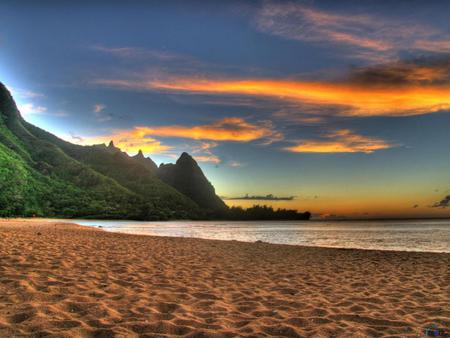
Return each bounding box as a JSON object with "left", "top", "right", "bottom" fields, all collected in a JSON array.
[{"left": 0, "top": 220, "right": 448, "bottom": 337}]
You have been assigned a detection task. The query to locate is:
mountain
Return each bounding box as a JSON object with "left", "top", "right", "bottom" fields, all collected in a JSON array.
[
  {"left": 0, "top": 82, "right": 208, "bottom": 220},
  {"left": 158, "top": 152, "right": 228, "bottom": 215},
  {"left": 0, "top": 82, "right": 310, "bottom": 221},
  {"left": 133, "top": 149, "right": 158, "bottom": 173}
]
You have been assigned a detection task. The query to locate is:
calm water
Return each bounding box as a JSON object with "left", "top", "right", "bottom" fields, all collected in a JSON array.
[{"left": 67, "top": 219, "right": 450, "bottom": 253}]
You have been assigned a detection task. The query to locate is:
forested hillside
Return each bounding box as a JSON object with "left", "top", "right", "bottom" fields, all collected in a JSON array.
[{"left": 0, "top": 83, "right": 201, "bottom": 219}]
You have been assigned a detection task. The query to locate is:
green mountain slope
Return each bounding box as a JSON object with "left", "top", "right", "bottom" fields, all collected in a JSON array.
[
  {"left": 22, "top": 119, "right": 202, "bottom": 218},
  {"left": 0, "top": 83, "right": 202, "bottom": 219}
]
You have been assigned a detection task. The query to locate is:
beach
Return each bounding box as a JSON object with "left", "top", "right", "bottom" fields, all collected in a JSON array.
[{"left": 0, "top": 220, "right": 448, "bottom": 337}]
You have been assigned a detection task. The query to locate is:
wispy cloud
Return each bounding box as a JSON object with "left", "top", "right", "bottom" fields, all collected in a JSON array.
[
  {"left": 193, "top": 155, "right": 221, "bottom": 164},
  {"left": 90, "top": 44, "right": 257, "bottom": 80},
  {"left": 191, "top": 141, "right": 218, "bottom": 152},
  {"left": 224, "top": 194, "right": 295, "bottom": 201},
  {"left": 191, "top": 141, "right": 221, "bottom": 164},
  {"left": 78, "top": 117, "right": 282, "bottom": 156},
  {"left": 93, "top": 104, "right": 106, "bottom": 113},
  {"left": 255, "top": 2, "right": 449, "bottom": 62},
  {"left": 6, "top": 85, "right": 54, "bottom": 118},
  {"left": 93, "top": 49, "right": 450, "bottom": 120},
  {"left": 138, "top": 77, "right": 450, "bottom": 117},
  {"left": 414, "top": 40, "right": 450, "bottom": 54},
  {"left": 228, "top": 160, "right": 245, "bottom": 168},
  {"left": 284, "top": 129, "right": 394, "bottom": 154},
  {"left": 432, "top": 195, "right": 450, "bottom": 208},
  {"left": 92, "top": 103, "right": 112, "bottom": 122},
  {"left": 256, "top": 3, "right": 392, "bottom": 51},
  {"left": 78, "top": 133, "right": 172, "bottom": 155},
  {"left": 91, "top": 45, "right": 187, "bottom": 62},
  {"left": 10, "top": 87, "right": 44, "bottom": 99},
  {"left": 348, "top": 58, "right": 450, "bottom": 86},
  {"left": 17, "top": 103, "right": 47, "bottom": 116},
  {"left": 273, "top": 107, "right": 328, "bottom": 125},
  {"left": 69, "top": 132, "right": 84, "bottom": 143},
  {"left": 122, "top": 117, "right": 282, "bottom": 143}
]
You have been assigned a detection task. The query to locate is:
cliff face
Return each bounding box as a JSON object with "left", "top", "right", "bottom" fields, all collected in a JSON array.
[
  {"left": 158, "top": 152, "right": 228, "bottom": 214},
  {"left": 132, "top": 149, "right": 158, "bottom": 173},
  {"left": 0, "top": 82, "right": 226, "bottom": 220}
]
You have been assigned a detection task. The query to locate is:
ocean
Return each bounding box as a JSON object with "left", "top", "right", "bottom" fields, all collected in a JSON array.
[{"left": 66, "top": 219, "right": 450, "bottom": 253}]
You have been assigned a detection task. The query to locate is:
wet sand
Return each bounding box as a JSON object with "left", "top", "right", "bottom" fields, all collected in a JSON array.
[{"left": 0, "top": 219, "right": 448, "bottom": 337}]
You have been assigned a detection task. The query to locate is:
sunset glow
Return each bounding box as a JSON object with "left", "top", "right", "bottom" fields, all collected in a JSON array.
[
  {"left": 145, "top": 78, "right": 450, "bottom": 117},
  {"left": 285, "top": 129, "right": 393, "bottom": 153},
  {"left": 3, "top": 0, "right": 449, "bottom": 218}
]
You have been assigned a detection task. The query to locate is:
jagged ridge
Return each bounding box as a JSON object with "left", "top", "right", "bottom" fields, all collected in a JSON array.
[
  {"left": 158, "top": 152, "right": 228, "bottom": 215},
  {"left": 0, "top": 82, "right": 220, "bottom": 219}
]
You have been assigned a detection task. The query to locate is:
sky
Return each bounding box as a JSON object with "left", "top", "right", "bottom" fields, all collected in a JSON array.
[{"left": 1, "top": 0, "right": 450, "bottom": 219}]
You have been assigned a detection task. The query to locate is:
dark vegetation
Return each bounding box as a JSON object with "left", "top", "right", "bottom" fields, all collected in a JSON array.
[
  {"left": 158, "top": 152, "right": 228, "bottom": 217},
  {"left": 0, "top": 82, "right": 310, "bottom": 220},
  {"left": 228, "top": 205, "right": 311, "bottom": 220}
]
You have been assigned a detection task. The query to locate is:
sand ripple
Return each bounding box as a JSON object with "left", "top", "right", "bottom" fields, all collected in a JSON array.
[{"left": 0, "top": 220, "right": 448, "bottom": 337}]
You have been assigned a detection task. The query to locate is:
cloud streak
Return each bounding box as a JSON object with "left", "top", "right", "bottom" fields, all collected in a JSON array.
[
  {"left": 348, "top": 59, "right": 450, "bottom": 86},
  {"left": 17, "top": 103, "right": 47, "bottom": 116},
  {"left": 94, "top": 54, "right": 450, "bottom": 118},
  {"left": 92, "top": 44, "right": 450, "bottom": 119},
  {"left": 91, "top": 45, "right": 182, "bottom": 61},
  {"left": 135, "top": 77, "right": 450, "bottom": 117},
  {"left": 80, "top": 133, "right": 171, "bottom": 155},
  {"left": 285, "top": 129, "right": 393, "bottom": 154},
  {"left": 256, "top": 3, "right": 392, "bottom": 51},
  {"left": 255, "top": 2, "right": 450, "bottom": 61},
  {"left": 92, "top": 103, "right": 113, "bottom": 122},
  {"left": 78, "top": 117, "right": 282, "bottom": 156},
  {"left": 128, "top": 117, "right": 282, "bottom": 142},
  {"left": 414, "top": 40, "right": 450, "bottom": 54},
  {"left": 224, "top": 194, "right": 295, "bottom": 201},
  {"left": 10, "top": 87, "right": 44, "bottom": 99},
  {"left": 193, "top": 155, "right": 221, "bottom": 164},
  {"left": 432, "top": 195, "right": 450, "bottom": 208},
  {"left": 93, "top": 104, "right": 106, "bottom": 113},
  {"left": 191, "top": 141, "right": 221, "bottom": 164}
]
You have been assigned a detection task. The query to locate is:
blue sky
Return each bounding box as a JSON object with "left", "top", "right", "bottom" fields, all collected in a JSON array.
[{"left": 1, "top": 0, "right": 450, "bottom": 218}]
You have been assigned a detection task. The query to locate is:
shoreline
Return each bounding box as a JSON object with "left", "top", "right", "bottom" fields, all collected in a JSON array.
[
  {"left": 1, "top": 219, "right": 449, "bottom": 337},
  {"left": 5, "top": 215, "right": 450, "bottom": 222},
  {"left": 25, "top": 217, "right": 450, "bottom": 254}
]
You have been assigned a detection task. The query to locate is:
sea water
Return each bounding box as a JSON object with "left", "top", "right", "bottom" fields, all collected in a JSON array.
[{"left": 67, "top": 219, "right": 450, "bottom": 253}]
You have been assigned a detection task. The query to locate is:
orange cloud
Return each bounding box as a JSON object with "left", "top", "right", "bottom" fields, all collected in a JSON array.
[
  {"left": 190, "top": 142, "right": 221, "bottom": 164},
  {"left": 349, "top": 59, "right": 450, "bottom": 86},
  {"left": 414, "top": 40, "right": 450, "bottom": 54},
  {"left": 145, "top": 78, "right": 450, "bottom": 117},
  {"left": 194, "top": 155, "right": 221, "bottom": 164},
  {"left": 78, "top": 117, "right": 281, "bottom": 155},
  {"left": 285, "top": 129, "right": 393, "bottom": 153},
  {"left": 79, "top": 133, "right": 172, "bottom": 155},
  {"left": 130, "top": 117, "right": 282, "bottom": 142},
  {"left": 192, "top": 141, "right": 219, "bottom": 152}
]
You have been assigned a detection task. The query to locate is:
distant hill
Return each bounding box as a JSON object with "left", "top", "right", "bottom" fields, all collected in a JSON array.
[{"left": 0, "top": 82, "right": 310, "bottom": 221}]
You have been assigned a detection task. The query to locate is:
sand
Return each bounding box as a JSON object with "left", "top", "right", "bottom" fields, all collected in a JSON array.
[{"left": 0, "top": 219, "right": 448, "bottom": 338}]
